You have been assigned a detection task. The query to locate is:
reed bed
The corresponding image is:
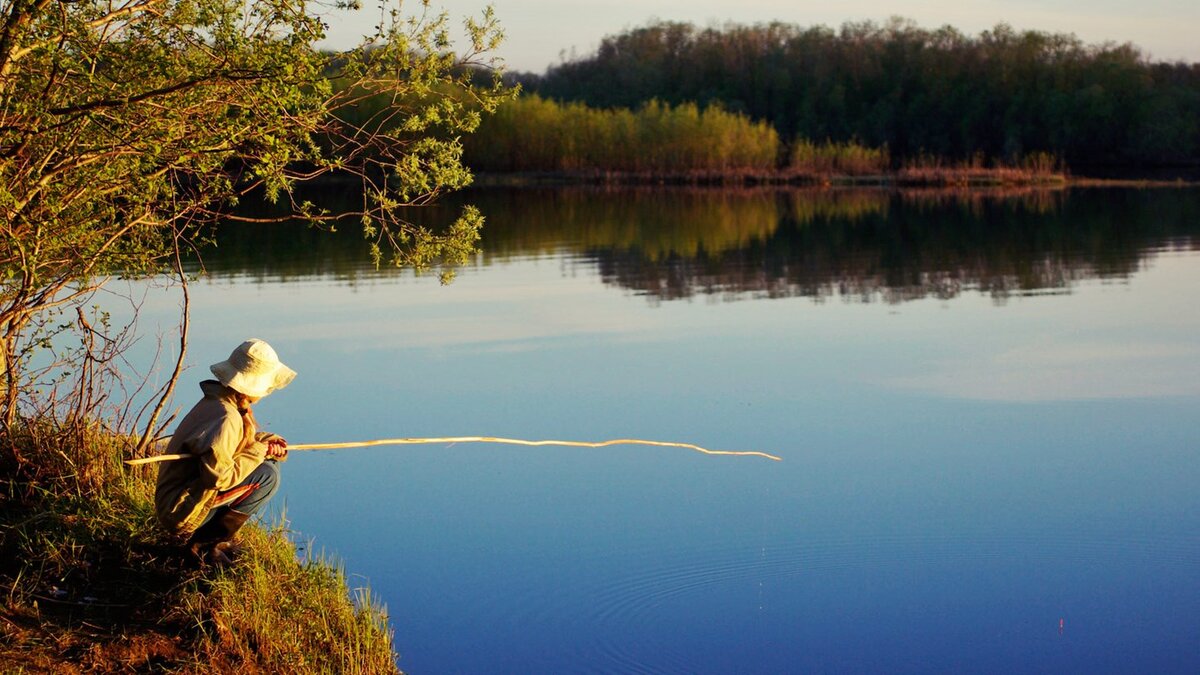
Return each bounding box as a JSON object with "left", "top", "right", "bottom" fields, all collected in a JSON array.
[
  {"left": 464, "top": 94, "right": 780, "bottom": 175},
  {"left": 897, "top": 152, "right": 1066, "bottom": 185},
  {"left": 788, "top": 139, "right": 891, "bottom": 177}
]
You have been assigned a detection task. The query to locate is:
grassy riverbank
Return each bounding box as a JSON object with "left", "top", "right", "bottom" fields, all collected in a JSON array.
[{"left": 0, "top": 428, "right": 399, "bottom": 673}]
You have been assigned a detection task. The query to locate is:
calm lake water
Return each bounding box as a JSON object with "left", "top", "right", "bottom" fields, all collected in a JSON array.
[{"left": 125, "top": 186, "right": 1200, "bottom": 673}]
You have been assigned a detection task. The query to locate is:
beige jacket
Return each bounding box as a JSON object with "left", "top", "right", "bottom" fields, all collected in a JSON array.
[{"left": 154, "top": 380, "right": 281, "bottom": 535}]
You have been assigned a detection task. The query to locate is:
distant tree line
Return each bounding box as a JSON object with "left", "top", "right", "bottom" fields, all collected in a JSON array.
[{"left": 513, "top": 19, "right": 1200, "bottom": 167}]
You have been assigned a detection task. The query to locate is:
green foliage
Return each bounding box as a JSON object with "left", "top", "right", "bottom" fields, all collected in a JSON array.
[
  {"left": 524, "top": 19, "right": 1200, "bottom": 166},
  {"left": 0, "top": 0, "right": 511, "bottom": 427},
  {"left": 463, "top": 94, "right": 779, "bottom": 174},
  {"left": 0, "top": 1, "right": 510, "bottom": 660}
]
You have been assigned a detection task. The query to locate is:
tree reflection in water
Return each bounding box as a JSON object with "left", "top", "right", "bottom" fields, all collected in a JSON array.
[{"left": 204, "top": 186, "right": 1200, "bottom": 304}]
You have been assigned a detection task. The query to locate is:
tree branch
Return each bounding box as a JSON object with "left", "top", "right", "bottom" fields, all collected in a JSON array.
[
  {"left": 0, "top": 0, "right": 53, "bottom": 85},
  {"left": 8, "top": 0, "right": 168, "bottom": 65},
  {"left": 134, "top": 225, "right": 187, "bottom": 455},
  {"left": 47, "top": 68, "right": 271, "bottom": 116}
]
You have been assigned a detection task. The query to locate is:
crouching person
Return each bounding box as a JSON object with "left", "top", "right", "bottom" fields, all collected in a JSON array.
[{"left": 155, "top": 339, "right": 296, "bottom": 565}]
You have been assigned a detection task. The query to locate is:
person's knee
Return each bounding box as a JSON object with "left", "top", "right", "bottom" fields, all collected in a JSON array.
[
  {"left": 257, "top": 460, "right": 281, "bottom": 498},
  {"left": 229, "top": 460, "right": 282, "bottom": 516},
  {"left": 259, "top": 459, "right": 280, "bottom": 483}
]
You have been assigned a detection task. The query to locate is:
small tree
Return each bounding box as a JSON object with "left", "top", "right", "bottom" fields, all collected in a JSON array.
[{"left": 0, "top": 0, "right": 511, "bottom": 446}]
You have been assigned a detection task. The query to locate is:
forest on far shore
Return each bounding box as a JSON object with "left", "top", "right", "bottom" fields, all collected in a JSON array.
[{"left": 504, "top": 19, "right": 1200, "bottom": 169}]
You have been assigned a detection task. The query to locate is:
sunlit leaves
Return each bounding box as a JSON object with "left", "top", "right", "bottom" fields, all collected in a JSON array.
[{"left": 0, "top": 0, "right": 511, "bottom": 415}]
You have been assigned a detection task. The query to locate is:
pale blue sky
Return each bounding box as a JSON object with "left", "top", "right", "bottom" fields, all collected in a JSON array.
[{"left": 318, "top": 0, "right": 1200, "bottom": 72}]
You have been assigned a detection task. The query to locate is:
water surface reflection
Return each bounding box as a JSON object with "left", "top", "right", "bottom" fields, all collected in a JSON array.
[
  {"left": 144, "top": 185, "right": 1200, "bottom": 673},
  {"left": 204, "top": 186, "right": 1200, "bottom": 305}
]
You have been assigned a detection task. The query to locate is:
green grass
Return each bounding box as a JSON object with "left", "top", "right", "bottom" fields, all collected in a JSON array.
[
  {"left": 194, "top": 525, "right": 397, "bottom": 673},
  {"left": 0, "top": 422, "right": 400, "bottom": 673}
]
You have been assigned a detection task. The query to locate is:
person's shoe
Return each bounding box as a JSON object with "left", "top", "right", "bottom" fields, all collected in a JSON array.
[
  {"left": 207, "top": 541, "right": 238, "bottom": 566},
  {"left": 186, "top": 509, "right": 252, "bottom": 566}
]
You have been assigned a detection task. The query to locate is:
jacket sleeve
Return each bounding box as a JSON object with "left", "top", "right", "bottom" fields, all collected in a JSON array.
[{"left": 196, "top": 411, "right": 267, "bottom": 491}]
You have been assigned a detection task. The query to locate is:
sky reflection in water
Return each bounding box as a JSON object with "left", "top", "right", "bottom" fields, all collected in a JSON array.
[{"left": 122, "top": 187, "right": 1200, "bottom": 673}]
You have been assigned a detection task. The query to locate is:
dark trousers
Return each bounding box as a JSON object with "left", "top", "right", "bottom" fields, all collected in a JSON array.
[{"left": 199, "top": 459, "right": 280, "bottom": 526}]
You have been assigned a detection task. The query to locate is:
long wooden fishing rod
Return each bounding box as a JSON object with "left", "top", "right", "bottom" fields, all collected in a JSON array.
[{"left": 123, "top": 436, "right": 781, "bottom": 466}]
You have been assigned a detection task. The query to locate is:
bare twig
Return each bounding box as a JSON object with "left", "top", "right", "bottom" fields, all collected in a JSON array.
[{"left": 133, "top": 226, "right": 189, "bottom": 456}]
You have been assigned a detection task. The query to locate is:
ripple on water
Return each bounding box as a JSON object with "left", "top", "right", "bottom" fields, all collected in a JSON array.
[{"left": 502, "top": 528, "right": 1200, "bottom": 674}]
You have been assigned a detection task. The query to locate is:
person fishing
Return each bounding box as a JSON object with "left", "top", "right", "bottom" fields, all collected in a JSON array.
[{"left": 154, "top": 339, "right": 296, "bottom": 565}]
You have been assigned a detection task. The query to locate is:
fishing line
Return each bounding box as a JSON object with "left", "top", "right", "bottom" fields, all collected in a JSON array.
[{"left": 123, "top": 436, "right": 781, "bottom": 465}]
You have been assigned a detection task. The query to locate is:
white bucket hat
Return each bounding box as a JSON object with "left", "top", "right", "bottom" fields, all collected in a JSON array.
[{"left": 210, "top": 339, "right": 296, "bottom": 398}]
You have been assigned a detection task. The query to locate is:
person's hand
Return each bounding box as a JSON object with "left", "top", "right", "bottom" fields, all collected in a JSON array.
[{"left": 256, "top": 431, "right": 288, "bottom": 459}]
